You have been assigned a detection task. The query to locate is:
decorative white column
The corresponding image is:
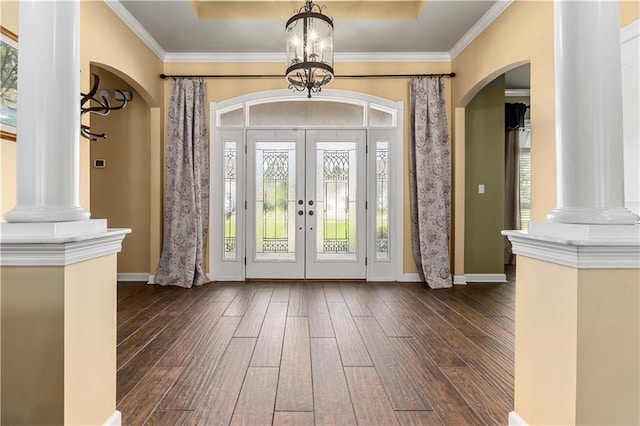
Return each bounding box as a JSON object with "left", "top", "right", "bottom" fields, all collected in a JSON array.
[
  {"left": 547, "top": 0, "right": 639, "bottom": 225},
  {"left": 4, "top": 0, "right": 89, "bottom": 222}
]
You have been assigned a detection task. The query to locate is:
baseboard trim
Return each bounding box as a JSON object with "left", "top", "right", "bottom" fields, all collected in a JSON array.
[
  {"left": 104, "top": 410, "right": 122, "bottom": 426},
  {"left": 508, "top": 411, "right": 528, "bottom": 426},
  {"left": 453, "top": 275, "right": 467, "bottom": 285},
  {"left": 147, "top": 274, "right": 155, "bottom": 284},
  {"left": 464, "top": 273, "right": 507, "bottom": 283},
  {"left": 402, "top": 273, "right": 422, "bottom": 282},
  {"left": 117, "top": 273, "right": 152, "bottom": 282}
]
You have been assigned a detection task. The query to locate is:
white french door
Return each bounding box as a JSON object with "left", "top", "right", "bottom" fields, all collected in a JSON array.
[{"left": 246, "top": 129, "right": 366, "bottom": 279}]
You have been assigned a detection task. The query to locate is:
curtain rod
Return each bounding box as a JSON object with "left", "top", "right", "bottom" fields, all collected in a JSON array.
[{"left": 159, "top": 72, "right": 455, "bottom": 79}]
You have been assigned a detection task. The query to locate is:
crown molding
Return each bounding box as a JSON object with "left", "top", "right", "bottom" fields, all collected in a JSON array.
[
  {"left": 164, "top": 52, "right": 285, "bottom": 63},
  {"left": 164, "top": 51, "right": 450, "bottom": 63},
  {"left": 449, "top": 0, "right": 513, "bottom": 61},
  {"left": 335, "top": 52, "right": 450, "bottom": 63},
  {"left": 505, "top": 89, "right": 530, "bottom": 97},
  {"left": 103, "top": 0, "right": 166, "bottom": 60},
  {"left": 621, "top": 19, "right": 640, "bottom": 44}
]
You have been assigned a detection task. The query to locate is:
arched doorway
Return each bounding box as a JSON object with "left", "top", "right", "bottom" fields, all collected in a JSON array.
[
  {"left": 88, "top": 64, "right": 160, "bottom": 280},
  {"left": 209, "top": 89, "right": 404, "bottom": 281}
]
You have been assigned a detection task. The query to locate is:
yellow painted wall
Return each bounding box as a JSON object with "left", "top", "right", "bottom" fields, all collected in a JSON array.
[
  {"left": 514, "top": 256, "right": 579, "bottom": 425},
  {"left": 1, "top": 255, "right": 118, "bottom": 425},
  {"left": 64, "top": 254, "right": 118, "bottom": 426},
  {"left": 1, "top": 266, "right": 65, "bottom": 425},
  {"left": 452, "top": 0, "right": 555, "bottom": 243},
  {"left": 163, "top": 61, "right": 452, "bottom": 275},
  {"left": 90, "top": 67, "right": 151, "bottom": 274},
  {"left": 81, "top": 1, "right": 164, "bottom": 224},
  {"left": 621, "top": 0, "right": 640, "bottom": 26},
  {"left": 515, "top": 256, "right": 640, "bottom": 425},
  {"left": 576, "top": 268, "right": 639, "bottom": 425}
]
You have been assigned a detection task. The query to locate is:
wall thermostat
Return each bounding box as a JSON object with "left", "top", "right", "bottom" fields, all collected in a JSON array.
[{"left": 94, "top": 159, "right": 107, "bottom": 169}]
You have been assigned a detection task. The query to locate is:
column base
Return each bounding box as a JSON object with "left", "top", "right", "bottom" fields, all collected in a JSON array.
[
  {"left": 547, "top": 207, "right": 639, "bottom": 225},
  {"left": 1, "top": 219, "right": 107, "bottom": 240},
  {"left": 4, "top": 205, "right": 91, "bottom": 223}
]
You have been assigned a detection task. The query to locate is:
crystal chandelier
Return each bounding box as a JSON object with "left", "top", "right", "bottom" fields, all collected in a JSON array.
[{"left": 285, "top": 0, "right": 334, "bottom": 98}]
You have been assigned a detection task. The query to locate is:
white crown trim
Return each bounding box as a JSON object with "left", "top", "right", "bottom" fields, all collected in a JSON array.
[
  {"left": 449, "top": 0, "right": 514, "bottom": 60},
  {"left": 164, "top": 52, "right": 286, "bottom": 63},
  {"left": 621, "top": 19, "right": 640, "bottom": 45},
  {"left": 0, "top": 229, "right": 130, "bottom": 266},
  {"left": 103, "top": 0, "right": 166, "bottom": 60},
  {"left": 164, "top": 51, "right": 451, "bottom": 63},
  {"left": 505, "top": 89, "right": 530, "bottom": 97},
  {"left": 335, "top": 52, "right": 450, "bottom": 63}
]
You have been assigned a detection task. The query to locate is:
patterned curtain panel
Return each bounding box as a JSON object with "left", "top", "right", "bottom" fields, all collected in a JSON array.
[
  {"left": 154, "top": 79, "right": 210, "bottom": 288},
  {"left": 409, "top": 77, "right": 452, "bottom": 289},
  {"left": 504, "top": 129, "right": 521, "bottom": 265}
]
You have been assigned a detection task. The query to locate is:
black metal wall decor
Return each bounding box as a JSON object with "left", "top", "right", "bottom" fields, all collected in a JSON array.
[{"left": 80, "top": 73, "right": 132, "bottom": 140}]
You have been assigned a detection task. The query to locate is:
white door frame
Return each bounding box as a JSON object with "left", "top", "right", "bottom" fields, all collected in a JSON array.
[{"left": 209, "top": 89, "right": 404, "bottom": 281}]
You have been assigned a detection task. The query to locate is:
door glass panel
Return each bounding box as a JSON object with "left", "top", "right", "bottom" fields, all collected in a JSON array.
[
  {"left": 249, "top": 101, "right": 365, "bottom": 127},
  {"left": 315, "top": 142, "right": 357, "bottom": 260},
  {"left": 369, "top": 106, "right": 395, "bottom": 127},
  {"left": 223, "top": 141, "right": 237, "bottom": 260},
  {"left": 376, "top": 140, "right": 390, "bottom": 261},
  {"left": 255, "top": 142, "right": 297, "bottom": 260},
  {"left": 219, "top": 107, "right": 244, "bottom": 127}
]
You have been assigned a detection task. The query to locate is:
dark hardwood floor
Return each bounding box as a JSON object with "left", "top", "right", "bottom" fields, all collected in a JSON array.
[{"left": 117, "top": 268, "right": 515, "bottom": 425}]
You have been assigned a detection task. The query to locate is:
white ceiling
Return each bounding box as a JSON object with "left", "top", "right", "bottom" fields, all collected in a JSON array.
[
  {"left": 119, "top": 0, "right": 497, "bottom": 54},
  {"left": 114, "top": 0, "right": 530, "bottom": 88}
]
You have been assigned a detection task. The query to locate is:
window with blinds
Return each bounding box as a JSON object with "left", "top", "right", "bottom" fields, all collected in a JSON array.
[{"left": 519, "top": 148, "right": 531, "bottom": 231}]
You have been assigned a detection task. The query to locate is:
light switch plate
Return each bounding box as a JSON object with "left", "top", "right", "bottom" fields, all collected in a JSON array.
[{"left": 478, "top": 184, "right": 485, "bottom": 194}]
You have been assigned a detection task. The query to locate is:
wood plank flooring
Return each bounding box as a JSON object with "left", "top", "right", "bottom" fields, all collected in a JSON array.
[{"left": 117, "top": 269, "right": 515, "bottom": 425}]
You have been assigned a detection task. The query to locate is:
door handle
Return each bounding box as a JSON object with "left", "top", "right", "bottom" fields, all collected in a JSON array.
[
  {"left": 298, "top": 200, "right": 303, "bottom": 205},
  {"left": 298, "top": 210, "right": 304, "bottom": 215},
  {"left": 308, "top": 210, "right": 314, "bottom": 216},
  {"left": 308, "top": 200, "right": 314, "bottom": 206}
]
